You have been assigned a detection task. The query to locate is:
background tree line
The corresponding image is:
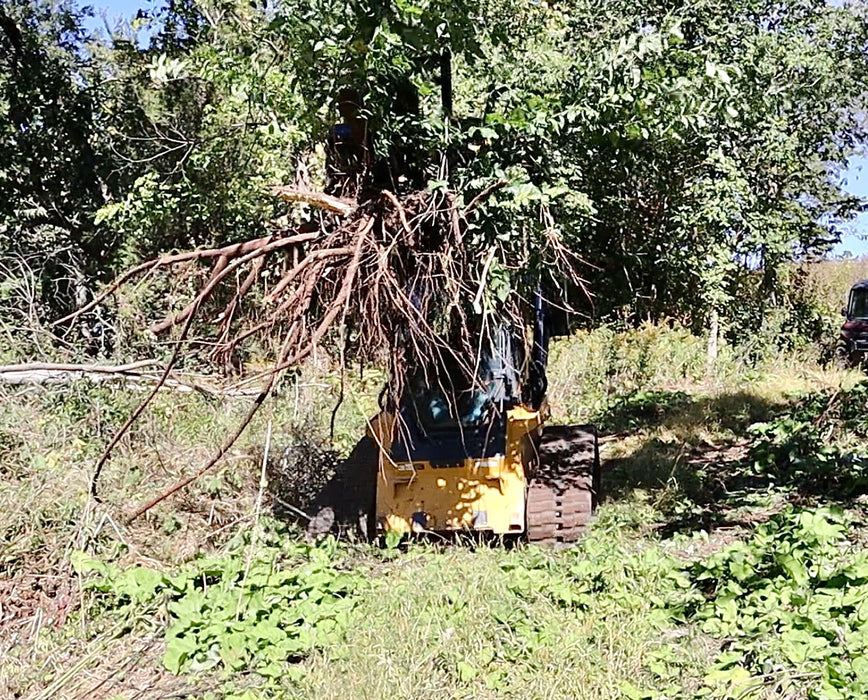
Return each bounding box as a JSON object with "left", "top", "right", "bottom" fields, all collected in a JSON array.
[{"left": 2, "top": 0, "right": 867, "bottom": 360}]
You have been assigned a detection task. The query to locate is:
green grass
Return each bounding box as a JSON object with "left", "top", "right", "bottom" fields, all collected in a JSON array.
[
  {"left": 296, "top": 508, "right": 715, "bottom": 700},
  {"left": 4, "top": 325, "right": 868, "bottom": 699}
]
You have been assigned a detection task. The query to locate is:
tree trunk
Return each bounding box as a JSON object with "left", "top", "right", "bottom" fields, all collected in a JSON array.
[{"left": 706, "top": 308, "right": 719, "bottom": 373}]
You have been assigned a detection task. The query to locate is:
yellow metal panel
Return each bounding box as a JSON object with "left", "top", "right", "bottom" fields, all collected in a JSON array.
[
  {"left": 377, "top": 458, "right": 526, "bottom": 534},
  {"left": 373, "top": 405, "right": 544, "bottom": 535}
]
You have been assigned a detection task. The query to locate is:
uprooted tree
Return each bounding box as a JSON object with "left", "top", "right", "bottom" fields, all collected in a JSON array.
[
  {"left": 42, "top": 0, "right": 594, "bottom": 515},
  {"left": 63, "top": 170, "right": 576, "bottom": 517}
]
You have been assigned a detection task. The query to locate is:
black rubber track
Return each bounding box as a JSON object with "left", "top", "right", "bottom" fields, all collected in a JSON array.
[{"left": 526, "top": 424, "right": 600, "bottom": 544}]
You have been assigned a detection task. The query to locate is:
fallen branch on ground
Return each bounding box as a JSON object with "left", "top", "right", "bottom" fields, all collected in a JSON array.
[
  {"left": 0, "top": 361, "right": 262, "bottom": 399},
  {"left": 0, "top": 360, "right": 160, "bottom": 375}
]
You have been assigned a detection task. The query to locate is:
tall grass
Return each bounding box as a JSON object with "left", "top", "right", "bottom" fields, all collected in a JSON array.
[{"left": 545, "top": 321, "right": 823, "bottom": 424}]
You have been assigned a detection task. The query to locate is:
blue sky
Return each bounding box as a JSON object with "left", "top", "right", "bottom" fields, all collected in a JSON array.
[
  {"left": 832, "top": 154, "right": 868, "bottom": 257},
  {"left": 81, "top": 0, "right": 868, "bottom": 257},
  {"left": 82, "top": 0, "right": 151, "bottom": 29}
]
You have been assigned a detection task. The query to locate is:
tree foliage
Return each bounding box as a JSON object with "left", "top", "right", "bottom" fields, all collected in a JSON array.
[
  {"left": 1, "top": 0, "right": 868, "bottom": 343},
  {"left": 0, "top": 0, "right": 109, "bottom": 317}
]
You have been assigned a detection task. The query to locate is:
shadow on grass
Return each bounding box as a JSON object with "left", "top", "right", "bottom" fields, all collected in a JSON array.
[
  {"left": 597, "top": 387, "right": 868, "bottom": 536},
  {"left": 594, "top": 388, "right": 780, "bottom": 436},
  {"left": 268, "top": 436, "right": 378, "bottom": 540}
]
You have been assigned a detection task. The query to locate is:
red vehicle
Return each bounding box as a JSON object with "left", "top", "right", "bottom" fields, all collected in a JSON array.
[{"left": 838, "top": 280, "right": 868, "bottom": 367}]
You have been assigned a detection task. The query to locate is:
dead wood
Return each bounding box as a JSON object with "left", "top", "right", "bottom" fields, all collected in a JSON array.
[
  {"left": 91, "top": 301, "right": 201, "bottom": 501},
  {"left": 263, "top": 247, "right": 353, "bottom": 304},
  {"left": 0, "top": 361, "right": 257, "bottom": 400},
  {"left": 126, "top": 216, "right": 374, "bottom": 521},
  {"left": 381, "top": 190, "right": 412, "bottom": 235},
  {"left": 0, "top": 360, "right": 160, "bottom": 375},
  {"left": 464, "top": 179, "right": 508, "bottom": 215},
  {"left": 269, "top": 186, "right": 356, "bottom": 216},
  {"left": 54, "top": 231, "right": 319, "bottom": 328}
]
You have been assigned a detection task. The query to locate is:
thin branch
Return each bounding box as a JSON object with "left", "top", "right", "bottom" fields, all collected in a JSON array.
[
  {"left": 53, "top": 231, "right": 319, "bottom": 327},
  {"left": 263, "top": 247, "right": 353, "bottom": 304},
  {"left": 126, "top": 216, "right": 374, "bottom": 522},
  {"left": 464, "top": 179, "right": 508, "bottom": 215},
  {"left": 91, "top": 300, "right": 202, "bottom": 501},
  {"left": 381, "top": 190, "right": 413, "bottom": 235},
  {"left": 148, "top": 234, "right": 317, "bottom": 334}
]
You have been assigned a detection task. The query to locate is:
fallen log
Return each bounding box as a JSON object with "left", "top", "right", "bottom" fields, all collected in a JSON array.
[
  {"left": 0, "top": 360, "right": 161, "bottom": 384},
  {"left": 0, "top": 360, "right": 159, "bottom": 375},
  {"left": 0, "top": 361, "right": 263, "bottom": 397}
]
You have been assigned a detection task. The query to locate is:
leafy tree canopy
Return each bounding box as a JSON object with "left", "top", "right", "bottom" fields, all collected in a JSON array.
[{"left": 2, "top": 0, "right": 868, "bottom": 339}]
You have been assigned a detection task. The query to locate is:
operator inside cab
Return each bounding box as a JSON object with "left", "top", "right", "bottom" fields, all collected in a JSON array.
[{"left": 325, "top": 88, "right": 372, "bottom": 197}]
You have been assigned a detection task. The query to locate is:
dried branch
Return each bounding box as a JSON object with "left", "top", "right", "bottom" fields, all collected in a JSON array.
[
  {"left": 263, "top": 247, "right": 353, "bottom": 304},
  {"left": 150, "top": 252, "right": 233, "bottom": 334},
  {"left": 127, "top": 216, "right": 374, "bottom": 521},
  {"left": 381, "top": 190, "right": 413, "bottom": 235},
  {"left": 0, "top": 359, "right": 160, "bottom": 374},
  {"left": 464, "top": 179, "right": 508, "bottom": 215},
  {"left": 54, "top": 231, "right": 319, "bottom": 328},
  {"left": 90, "top": 300, "right": 201, "bottom": 501},
  {"left": 148, "top": 233, "right": 320, "bottom": 334},
  {"left": 269, "top": 186, "right": 356, "bottom": 216}
]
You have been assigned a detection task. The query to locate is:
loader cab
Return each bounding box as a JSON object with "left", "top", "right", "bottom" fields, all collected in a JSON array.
[{"left": 390, "top": 328, "right": 525, "bottom": 465}]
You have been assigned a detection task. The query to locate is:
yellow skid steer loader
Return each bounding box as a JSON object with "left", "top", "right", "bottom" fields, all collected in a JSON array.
[{"left": 308, "top": 295, "right": 600, "bottom": 544}]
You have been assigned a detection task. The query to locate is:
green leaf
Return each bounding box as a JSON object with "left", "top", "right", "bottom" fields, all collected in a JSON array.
[
  {"left": 702, "top": 665, "right": 752, "bottom": 688},
  {"left": 778, "top": 553, "right": 808, "bottom": 587},
  {"left": 457, "top": 661, "right": 478, "bottom": 682},
  {"left": 164, "top": 634, "right": 198, "bottom": 674},
  {"left": 70, "top": 551, "right": 108, "bottom": 576}
]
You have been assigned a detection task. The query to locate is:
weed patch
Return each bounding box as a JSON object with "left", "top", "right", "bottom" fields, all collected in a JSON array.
[
  {"left": 73, "top": 533, "right": 362, "bottom": 697},
  {"left": 7, "top": 327, "right": 868, "bottom": 699},
  {"left": 747, "top": 382, "right": 868, "bottom": 498},
  {"left": 686, "top": 507, "right": 868, "bottom": 699},
  {"left": 595, "top": 389, "right": 691, "bottom": 432}
]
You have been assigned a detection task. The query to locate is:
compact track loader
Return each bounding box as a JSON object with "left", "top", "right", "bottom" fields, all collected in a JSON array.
[{"left": 308, "top": 296, "right": 601, "bottom": 545}]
